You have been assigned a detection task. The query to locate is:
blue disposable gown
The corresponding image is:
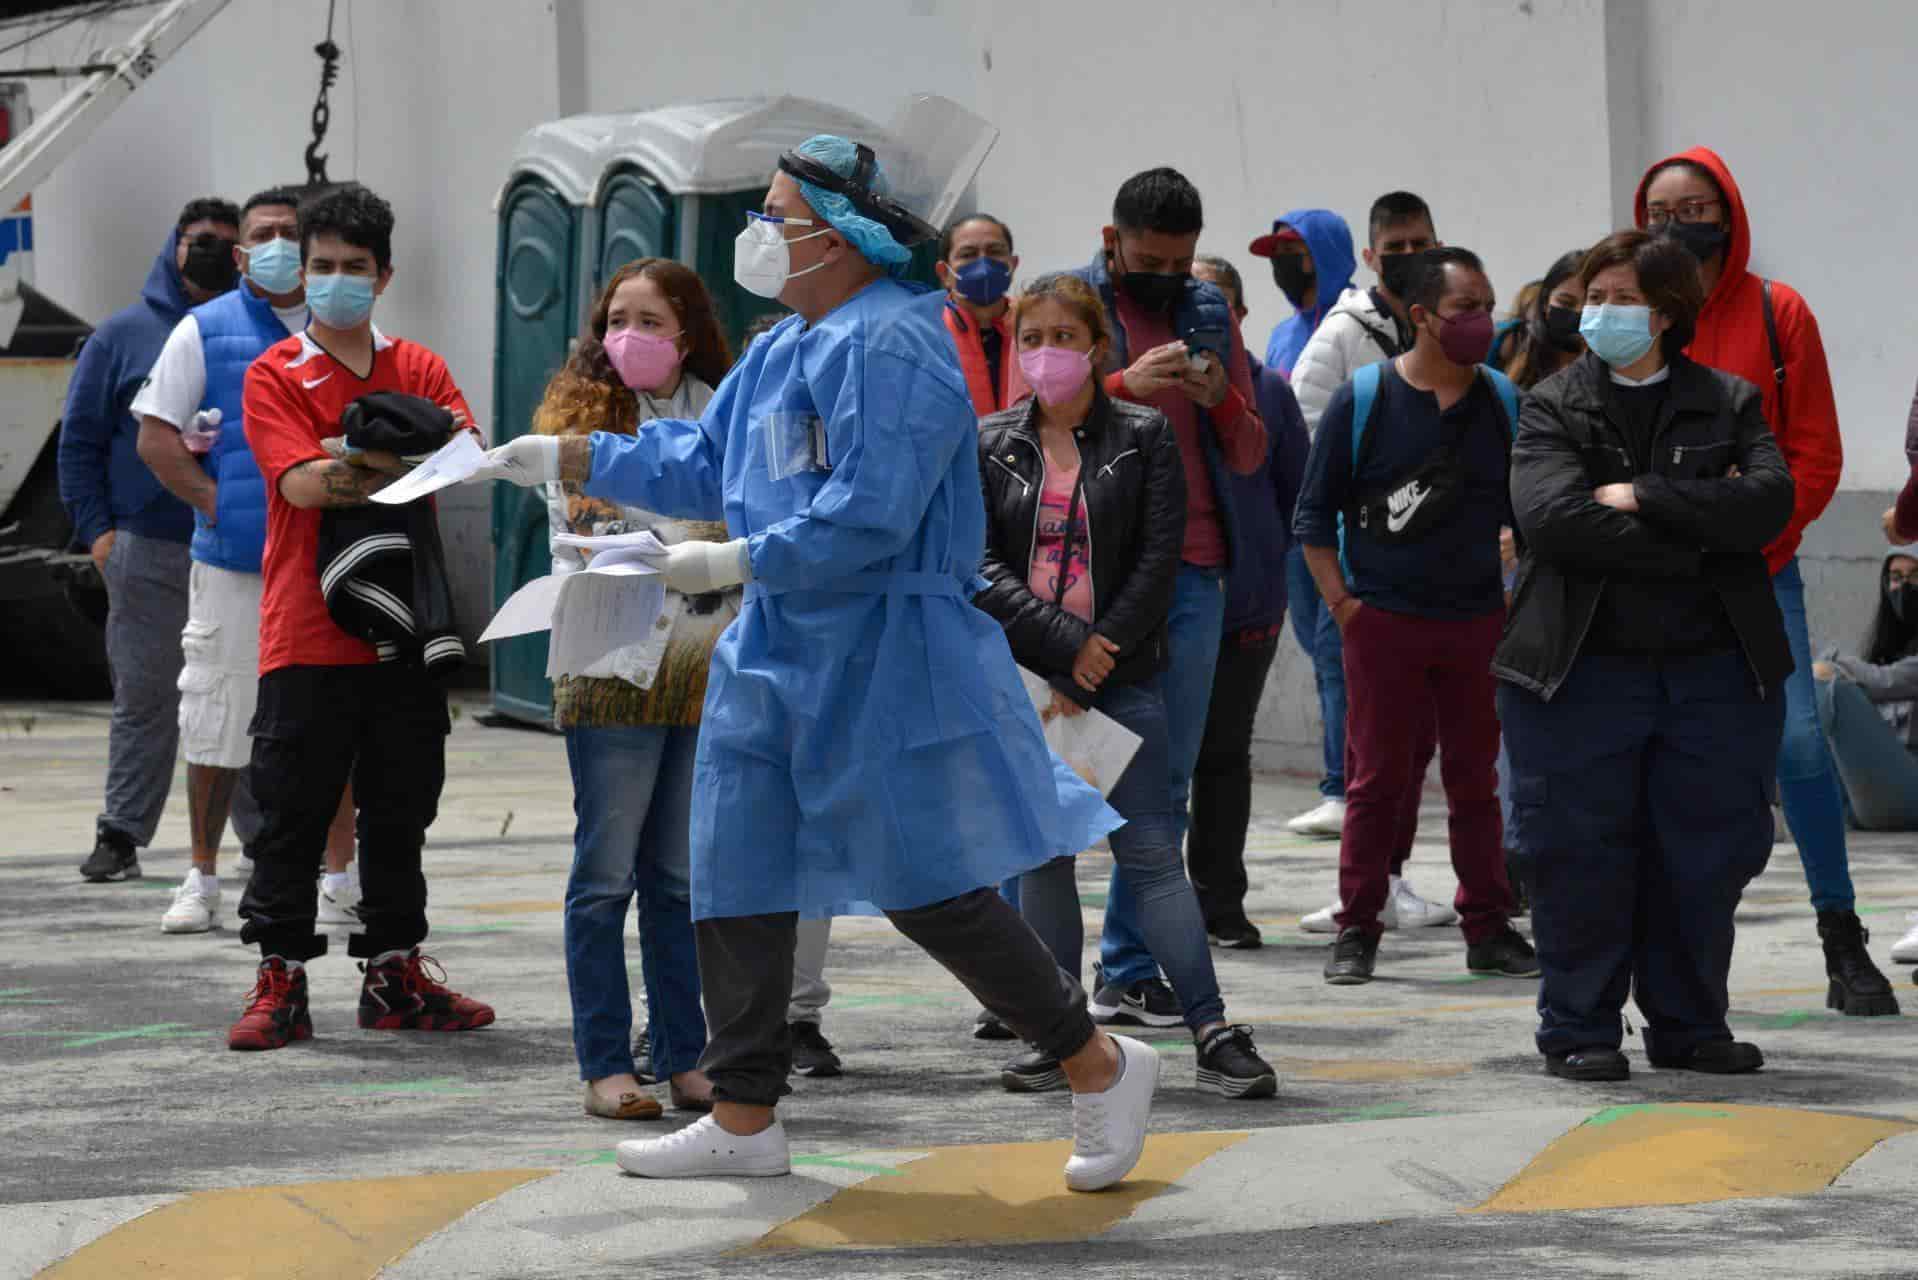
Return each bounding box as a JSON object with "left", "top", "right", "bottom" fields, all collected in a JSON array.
[{"left": 585, "top": 279, "right": 1121, "bottom": 920}]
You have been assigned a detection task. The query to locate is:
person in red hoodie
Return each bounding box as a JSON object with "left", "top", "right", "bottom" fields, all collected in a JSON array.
[{"left": 1636, "top": 147, "right": 1899, "bottom": 1015}]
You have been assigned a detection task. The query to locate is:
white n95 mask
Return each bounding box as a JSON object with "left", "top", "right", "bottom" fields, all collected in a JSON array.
[{"left": 734, "top": 213, "right": 830, "bottom": 299}]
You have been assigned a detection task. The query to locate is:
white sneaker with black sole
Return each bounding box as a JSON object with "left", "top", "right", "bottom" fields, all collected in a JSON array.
[
  {"left": 1087, "top": 969, "right": 1183, "bottom": 1028},
  {"left": 1065, "top": 1035, "right": 1159, "bottom": 1192},
  {"left": 317, "top": 866, "right": 362, "bottom": 927},
  {"left": 1286, "top": 798, "right": 1346, "bottom": 837},
  {"left": 616, "top": 1113, "right": 790, "bottom": 1179}
]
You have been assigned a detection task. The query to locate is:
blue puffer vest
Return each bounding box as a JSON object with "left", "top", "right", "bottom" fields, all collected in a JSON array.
[{"left": 189, "top": 285, "right": 293, "bottom": 572}]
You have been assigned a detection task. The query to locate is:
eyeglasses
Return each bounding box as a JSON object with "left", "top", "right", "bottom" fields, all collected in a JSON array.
[
  {"left": 747, "top": 211, "right": 817, "bottom": 228},
  {"left": 1644, "top": 198, "right": 1723, "bottom": 227}
]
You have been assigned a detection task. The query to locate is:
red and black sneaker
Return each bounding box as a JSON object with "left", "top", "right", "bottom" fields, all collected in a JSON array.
[
  {"left": 358, "top": 949, "right": 495, "bottom": 1032},
  {"left": 228, "top": 956, "right": 313, "bottom": 1051}
]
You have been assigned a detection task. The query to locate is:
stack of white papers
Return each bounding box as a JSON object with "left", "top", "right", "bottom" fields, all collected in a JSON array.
[
  {"left": 369, "top": 431, "right": 487, "bottom": 505},
  {"left": 1017, "top": 668, "right": 1143, "bottom": 797},
  {"left": 480, "top": 531, "right": 670, "bottom": 681}
]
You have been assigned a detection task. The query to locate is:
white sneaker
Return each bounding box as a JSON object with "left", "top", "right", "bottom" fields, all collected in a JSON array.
[
  {"left": 1065, "top": 1035, "right": 1159, "bottom": 1192},
  {"left": 615, "top": 1113, "right": 790, "bottom": 1179},
  {"left": 1301, "top": 876, "right": 1433, "bottom": 933},
  {"left": 317, "top": 867, "right": 362, "bottom": 927},
  {"left": 1286, "top": 798, "right": 1347, "bottom": 837},
  {"left": 1391, "top": 877, "right": 1458, "bottom": 929},
  {"left": 1890, "top": 913, "right": 1918, "bottom": 964},
  {"left": 160, "top": 868, "right": 220, "bottom": 934},
  {"left": 234, "top": 852, "right": 255, "bottom": 879}
]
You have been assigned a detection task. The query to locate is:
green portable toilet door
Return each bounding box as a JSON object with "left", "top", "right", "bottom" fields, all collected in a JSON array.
[
  {"left": 596, "top": 169, "right": 675, "bottom": 289},
  {"left": 491, "top": 177, "right": 578, "bottom": 723}
]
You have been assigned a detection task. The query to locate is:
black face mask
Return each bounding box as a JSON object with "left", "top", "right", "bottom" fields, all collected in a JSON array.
[
  {"left": 1377, "top": 252, "right": 1420, "bottom": 298},
  {"left": 1657, "top": 220, "right": 1729, "bottom": 264},
  {"left": 1889, "top": 583, "right": 1916, "bottom": 623},
  {"left": 1542, "top": 304, "right": 1584, "bottom": 353},
  {"left": 181, "top": 233, "right": 238, "bottom": 293},
  {"left": 1270, "top": 256, "right": 1314, "bottom": 307},
  {"left": 1111, "top": 245, "right": 1184, "bottom": 312}
]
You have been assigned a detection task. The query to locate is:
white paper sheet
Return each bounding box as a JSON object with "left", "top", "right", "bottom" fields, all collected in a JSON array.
[
  {"left": 369, "top": 431, "right": 487, "bottom": 505},
  {"left": 1017, "top": 667, "right": 1144, "bottom": 797},
  {"left": 477, "top": 547, "right": 668, "bottom": 683},
  {"left": 552, "top": 530, "right": 669, "bottom": 555}
]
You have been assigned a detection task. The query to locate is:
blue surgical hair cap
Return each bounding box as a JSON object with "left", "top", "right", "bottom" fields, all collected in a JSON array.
[{"left": 791, "top": 134, "right": 913, "bottom": 277}]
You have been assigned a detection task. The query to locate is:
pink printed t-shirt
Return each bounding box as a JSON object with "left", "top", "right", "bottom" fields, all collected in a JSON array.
[{"left": 1026, "top": 454, "right": 1095, "bottom": 623}]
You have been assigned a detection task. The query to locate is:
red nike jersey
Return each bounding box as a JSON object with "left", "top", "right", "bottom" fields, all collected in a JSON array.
[{"left": 243, "top": 328, "right": 474, "bottom": 675}]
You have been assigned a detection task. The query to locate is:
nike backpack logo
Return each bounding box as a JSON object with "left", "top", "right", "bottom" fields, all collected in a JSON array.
[{"left": 1385, "top": 480, "right": 1431, "bottom": 533}]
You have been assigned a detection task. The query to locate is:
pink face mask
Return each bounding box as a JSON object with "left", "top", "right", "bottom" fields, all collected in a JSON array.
[
  {"left": 1018, "top": 345, "right": 1093, "bottom": 406},
  {"left": 602, "top": 328, "right": 683, "bottom": 392}
]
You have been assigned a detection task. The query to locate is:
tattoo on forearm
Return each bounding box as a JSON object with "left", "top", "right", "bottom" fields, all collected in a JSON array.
[
  {"left": 559, "top": 436, "right": 593, "bottom": 485},
  {"left": 318, "top": 460, "right": 394, "bottom": 505}
]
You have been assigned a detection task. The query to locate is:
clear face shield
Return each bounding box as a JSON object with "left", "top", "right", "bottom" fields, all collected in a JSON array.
[{"left": 776, "top": 95, "right": 999, "bottom": 248}]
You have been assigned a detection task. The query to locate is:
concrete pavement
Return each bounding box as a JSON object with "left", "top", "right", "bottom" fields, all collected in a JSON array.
[{"left": 4, "top": 696, "right": 1918, "bottom": 1278}]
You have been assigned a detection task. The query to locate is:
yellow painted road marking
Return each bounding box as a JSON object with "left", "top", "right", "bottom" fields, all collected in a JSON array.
[
  {"left": 751, "top": 1131, "right": 1245, "bottom": 1251},
  {"left": 1278, "top": 1058, "right": 1473, "bottom": 1083},
  {"left": 1473, "top": 1103, "right": 1912, "bottom": 1214},
  {"left": 41, "top": 1169, "right": 549, "bottom": 1279}
]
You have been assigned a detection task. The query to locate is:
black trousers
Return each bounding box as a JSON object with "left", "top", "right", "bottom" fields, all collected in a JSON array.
[
  {"left": 1500, "top": 653, "right": 1782, "bottom": 1060},
  {"left": 695, "top": 888, "right": 1095, "bottom": 1107},
  {"left": 238, "top": 664, "right": 449, "bottom": 962},
  {"left": 1188, "top": 625, "right": 1281, "bottom": 925}
]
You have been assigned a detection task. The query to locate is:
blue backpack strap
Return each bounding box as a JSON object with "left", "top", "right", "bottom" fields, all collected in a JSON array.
[
  {"left": 1349, "top": 361, "right": 1384, "bottom": 467},
  {"left": 1478, "top": 365, "right": 1520, "bottom": 439},
  {"left": 1338, "top": 361, "right": 1387, "bottom": 581}
]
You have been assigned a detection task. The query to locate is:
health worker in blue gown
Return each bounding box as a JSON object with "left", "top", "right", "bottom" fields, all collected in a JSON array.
[{"left": 475, "top": 125, "right": 1162, "bottom": 1191}]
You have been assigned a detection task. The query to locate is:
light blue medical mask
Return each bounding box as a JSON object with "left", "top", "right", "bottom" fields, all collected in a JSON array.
[
  {"left": 306, "top": 271, "right": 377, "bottom": 329},
  {"left": 243, "top": 237, "right": 302, "bottom": 295},
  {"left": 1579, "top": 304, "right": 1657, "bottom": 368}
]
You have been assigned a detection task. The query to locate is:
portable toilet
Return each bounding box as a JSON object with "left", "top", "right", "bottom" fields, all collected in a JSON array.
[{"left": 489, "top": 95, "right": 939, "bottom": 724}]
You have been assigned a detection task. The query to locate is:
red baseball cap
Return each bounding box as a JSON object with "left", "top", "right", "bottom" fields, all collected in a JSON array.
[{"left": 1248, "top": 221, "right": 1304, "bottom": 258}]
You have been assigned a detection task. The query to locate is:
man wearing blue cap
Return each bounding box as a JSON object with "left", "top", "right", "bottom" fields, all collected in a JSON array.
[{"left": 477, "top": 126, "right": 1160, "bottom": 1189}]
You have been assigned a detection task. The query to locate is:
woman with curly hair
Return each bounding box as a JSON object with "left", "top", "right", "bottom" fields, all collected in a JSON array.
[{"left": 537, "top": 258, "right": 734, "bottom": 1120}]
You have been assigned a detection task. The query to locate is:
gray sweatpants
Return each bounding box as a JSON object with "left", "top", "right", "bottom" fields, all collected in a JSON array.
[
  {"left": 696, "top": 887, "right": 1094, "bottom": 1107},
  {"left": 788, "top": 917, "right": 832, "bottom": 1025},
  {"left": 98, "top": 532, "right": 190, "bottom": 847}
]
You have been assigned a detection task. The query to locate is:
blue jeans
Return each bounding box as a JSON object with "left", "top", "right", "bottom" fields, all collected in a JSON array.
[
  {"left": 1021, "top": 678, "right": 1226, "bottom": 1032},
  {"left": 1099, "top": 564, "right": 1225, "bottom": 990},
  {"left": 1772, "top": 560, "right": 1855, "bottom": 911},
  {"left": 1286, "top": 544, "right": 1345, "bottom": 797},
  {"left": 563, "top": 724, "right": 706, "bottom": 1082},
  {"left": 1816, "top": 676, "right": 1918, "bottom": 831}
]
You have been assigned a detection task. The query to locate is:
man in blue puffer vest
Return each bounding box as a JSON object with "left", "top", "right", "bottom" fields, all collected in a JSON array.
[{"left": 133, "top": 187, "right": 357, "bottom": 936}]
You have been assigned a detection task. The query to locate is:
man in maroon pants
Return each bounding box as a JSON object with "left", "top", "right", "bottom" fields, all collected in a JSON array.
[{"left": 1290, "top": 247, "right": 1536, "bottom": 985}]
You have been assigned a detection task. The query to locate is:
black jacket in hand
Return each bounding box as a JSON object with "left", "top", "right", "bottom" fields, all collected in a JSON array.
[
  {"left": 976, "top": 391, "right": 1185, "bottom": 706},
  {"left": 1493, "top": 351, "right": 1795, "bottom": 701}
]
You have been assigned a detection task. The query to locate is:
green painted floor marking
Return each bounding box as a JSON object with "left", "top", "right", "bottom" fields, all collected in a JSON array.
[
  {"left": 791, "top": 1153, "right": 906, "bottom": 1177},
  {"left": 0, "top": 1022, "right": 204, "bottom": 1049},
  {"left": 1078, "top": 894, "right": 1108, "bottom": 908},
  {"left": 832, "top": 993, "right": 955, "bottom": 1009},
  {"left": 334, "top": 1076, "right": 481, "bottom": 1096},
  {"left": 1584, "top": 1103, "right": 1733, "bottom": 1128}
]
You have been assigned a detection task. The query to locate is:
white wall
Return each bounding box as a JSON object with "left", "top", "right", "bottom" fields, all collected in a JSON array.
[{"left": 10, "top": 0, "right": 1914, "bottom": 732}]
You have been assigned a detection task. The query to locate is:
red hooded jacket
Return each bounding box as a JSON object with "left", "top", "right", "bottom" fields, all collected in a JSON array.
[{"left": 1635, "top": 146, "right": 1842, "bottom": 574}]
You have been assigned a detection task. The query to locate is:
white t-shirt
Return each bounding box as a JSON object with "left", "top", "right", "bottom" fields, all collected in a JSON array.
[{"left": 130, "top": 299, "right": 310, "bottom": 428}]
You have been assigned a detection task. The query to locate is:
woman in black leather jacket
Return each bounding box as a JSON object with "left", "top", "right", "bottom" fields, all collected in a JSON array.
[
  {"left": 1494, "top": 230, "right": 1794, "bottom": 1085},
  {"left": 975, "top": 272, "right": 1275, "bottom": 1100}
]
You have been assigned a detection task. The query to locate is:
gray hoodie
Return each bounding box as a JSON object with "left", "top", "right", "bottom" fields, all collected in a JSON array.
[{"left": 1829, "top": 543, "right": 1918, "bottom": 751}]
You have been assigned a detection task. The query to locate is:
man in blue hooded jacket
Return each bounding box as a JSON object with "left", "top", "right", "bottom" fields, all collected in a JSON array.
[
  {"left": 59, "top": 197, "right": 241, "bottom": 883},
  {"left": 1251, "top": 208, "right": 1357, "bottom": 379}
]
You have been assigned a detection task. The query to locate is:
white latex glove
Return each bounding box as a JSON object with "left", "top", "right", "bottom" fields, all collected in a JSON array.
[
  {"left": 469, "top": 434, "right": 560, "bottom": 487},
  {"left": 639, "top": 538, "right": 753, "bottom": 595}
]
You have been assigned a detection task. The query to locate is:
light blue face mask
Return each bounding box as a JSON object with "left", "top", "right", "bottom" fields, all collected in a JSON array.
[
  {"left": 244, "top": 236, "right": 302, "bottom": 295},
  {"left": 1579, "top": 303, "right": 1656, "bottom": 368},
  {"left": 306, "top": 271, "right": 377, "bottom": 329}
]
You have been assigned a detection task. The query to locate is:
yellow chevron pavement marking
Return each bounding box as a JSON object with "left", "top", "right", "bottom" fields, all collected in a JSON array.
[
  {"left": 1473, "top": 1103, "right": 1912, "bottom": 1214},
  {"left": 40, "top": 1169, "right": 550, "bottom": 1279},
  {"left": 750, "top": 1130, "right": 1246, "bottom": 1251}
]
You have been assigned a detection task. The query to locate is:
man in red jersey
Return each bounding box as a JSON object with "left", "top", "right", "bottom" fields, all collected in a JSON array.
[{"left": 228, "top": 185, "right": 493, "bottom": 1051}]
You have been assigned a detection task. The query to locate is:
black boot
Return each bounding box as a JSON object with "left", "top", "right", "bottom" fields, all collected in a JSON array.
[{"left": 1818, "top": 910, "right": 1901, "bottom": 1017}]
